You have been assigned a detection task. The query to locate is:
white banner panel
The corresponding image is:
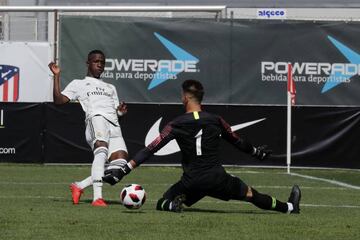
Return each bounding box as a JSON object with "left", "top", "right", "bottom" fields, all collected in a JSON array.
[{"left": 0, "top": 42, "right": 52, "bottom": 102}]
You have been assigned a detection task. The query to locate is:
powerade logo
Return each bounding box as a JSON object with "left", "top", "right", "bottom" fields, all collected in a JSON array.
[
  {"left": 261, "top": 36, "right": 359, "bottom": 93},
  {"left": 103, "top": 32, "right": 199, "bottom": 90},
  {"left": 257, "top": 9, "right": 286, "bottom": 19}
]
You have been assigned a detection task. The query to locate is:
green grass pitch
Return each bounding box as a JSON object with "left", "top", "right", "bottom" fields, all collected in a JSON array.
[{"left": 0, "top": 163, "right": 359, "bottom": 240}]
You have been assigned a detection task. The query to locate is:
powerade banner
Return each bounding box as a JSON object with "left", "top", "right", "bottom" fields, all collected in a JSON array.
[{"left": 60, "top": 17, "right": 360, "bottom": 106}]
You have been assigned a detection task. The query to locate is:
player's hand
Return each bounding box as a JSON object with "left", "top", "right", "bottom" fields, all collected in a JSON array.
[
  {"left": 117, "top": 101, "right": 127, "bottom": 116},
  {"left": 48, "top": 62, "right": 60, "bottom": 76},
  {"left": 252, "top": 145, "right": 272, "bottom": 161},
  {"left": 102, "top": 164, "right": 131, "bottom": 185}
]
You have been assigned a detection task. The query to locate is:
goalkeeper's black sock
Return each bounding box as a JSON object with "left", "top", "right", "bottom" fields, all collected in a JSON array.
[
  {"left": 156, "top": 198, "right": 172, "bottom": 211},
  {"left": 248, "top": 188, "right": 288, "bottom": 213}
]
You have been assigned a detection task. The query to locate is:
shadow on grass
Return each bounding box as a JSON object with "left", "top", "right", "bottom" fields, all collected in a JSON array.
[
  {"left": 51, "top": 199, "right": 276, "bottom": 215},
  {"left": 82, "top": 199, "right": 122, "bottom": 205},
  {"left": 184, "top": 208, "right": 277, "bottom": 215},
  {"left": 51, "top": 198, "right": 122, "bottom": 205}
]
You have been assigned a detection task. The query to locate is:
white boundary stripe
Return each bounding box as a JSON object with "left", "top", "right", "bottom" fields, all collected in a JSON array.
[
  {"left": 301, "top": 204, "right": 360, "bottom": 209},
  {"left": 290, "top": 172, "right": 360, "bottom": 190},
  {"left": 0, "top": 181, "right": 348, "bottom": 190}
]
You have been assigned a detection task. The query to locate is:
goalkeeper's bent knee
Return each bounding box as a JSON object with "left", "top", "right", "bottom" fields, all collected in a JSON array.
[{"left": 156, "top": 198, "right": 172, "bottom": 211}]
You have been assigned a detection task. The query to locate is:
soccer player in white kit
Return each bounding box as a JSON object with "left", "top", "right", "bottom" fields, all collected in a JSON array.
[{"left": 48, "top": 50, "right": 128, "bottom": 207}]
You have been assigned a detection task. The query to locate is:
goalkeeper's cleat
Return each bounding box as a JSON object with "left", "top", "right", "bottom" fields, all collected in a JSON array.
[
  {"left": 69, "top": 183, "right": 83, "bottom": 205},
  {"left": 171, "top": 194, "right": 186, "bottom": 213},
  {"left": 91, "top": 198, "right": 107, "bottom": 207},
  {"left": 288, "top": 185, "right": 301, "bottom": 214}
]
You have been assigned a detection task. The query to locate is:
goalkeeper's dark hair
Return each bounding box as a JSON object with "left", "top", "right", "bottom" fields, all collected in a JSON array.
[
  {"left": 88, "top": 49, "right": 105, "bottom": 60},
  {"left": 182, "top": 79, "right": 204, "bottom": 103}
]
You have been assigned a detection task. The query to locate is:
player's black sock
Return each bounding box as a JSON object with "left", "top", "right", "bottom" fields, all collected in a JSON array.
[
  {"left": 248, "top": 188, "right": 288, "bottom": 213},
  {"left": 156, "top": 198, "right": 172, "bottom": 211}
]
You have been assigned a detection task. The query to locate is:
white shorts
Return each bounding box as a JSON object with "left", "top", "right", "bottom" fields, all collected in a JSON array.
[{"left": 85, "top": 115, "right": 127, "bottom": 158}]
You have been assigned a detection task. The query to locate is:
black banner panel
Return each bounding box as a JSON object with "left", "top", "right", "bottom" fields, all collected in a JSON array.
[
  {"left": 121, "top": 104, "right": 360, "bottom": 168},
  {"left": 44, "top": 103, "right": 93, "bottom": 164},
  {"left": 0, "top": 103, "right": 43, "bottom": 163},
  {"left": 1, "top": 103, "right": 359, "bottom": 168}
]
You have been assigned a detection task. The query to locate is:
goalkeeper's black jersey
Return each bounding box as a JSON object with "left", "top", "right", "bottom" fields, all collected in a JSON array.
[{"left": 133, "top": 111, "right": 254, "bottom": 183}]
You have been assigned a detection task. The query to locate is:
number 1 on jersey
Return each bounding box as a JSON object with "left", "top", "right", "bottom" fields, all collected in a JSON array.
[{"left": 195, "top": 129, "right": 203, "bottom": 156}]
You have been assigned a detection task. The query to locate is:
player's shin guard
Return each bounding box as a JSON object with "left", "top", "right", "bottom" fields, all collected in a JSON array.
[
  {"left": 92, "top": 146, "right": 108, "bottom": 201},
  {"left": 247, "top": 188, "right": 288, "bottom": 213},
  {"left": 105, "top": 158, "right": 127, "bottom": 171}
]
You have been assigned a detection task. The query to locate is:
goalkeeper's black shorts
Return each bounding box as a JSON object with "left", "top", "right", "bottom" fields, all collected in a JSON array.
[{"left": 162, "top": 169, "right": 249, "bottom": 207}]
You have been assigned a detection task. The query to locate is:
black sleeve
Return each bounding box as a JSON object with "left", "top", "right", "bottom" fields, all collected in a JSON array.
[
  {"left": 219, "top": 117, "right": 255, "bottom": 154},
  {"left": 133, "top": 122, "right": 175, "bottom": 166}
]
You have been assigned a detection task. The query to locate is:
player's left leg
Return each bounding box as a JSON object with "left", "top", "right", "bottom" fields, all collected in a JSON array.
[
  {"left": 107, "top": 125, "right": 128, "bottom": 166},
  {"left": 103, "top": 124, "right": 129, "bottom": 184}
]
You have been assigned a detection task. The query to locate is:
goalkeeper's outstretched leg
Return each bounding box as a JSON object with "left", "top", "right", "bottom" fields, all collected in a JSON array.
[{"left": 245, "top": 185, "right": 301, "bottom": 214}]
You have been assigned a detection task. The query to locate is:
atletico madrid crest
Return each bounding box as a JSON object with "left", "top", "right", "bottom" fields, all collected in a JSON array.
[{"left": 0, "top": 65, "right": 20, "bottom": 102}]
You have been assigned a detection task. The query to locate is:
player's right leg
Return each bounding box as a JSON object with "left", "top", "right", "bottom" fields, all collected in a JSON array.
[
  {"left": 214, "top": 173, "right": 301, "bottom": 214},
  {"left": 85, "top": 115, "right": 110, "bottom": 207},
  {"left": 245, "top": 185, "right": 301, "bottom": 214}
]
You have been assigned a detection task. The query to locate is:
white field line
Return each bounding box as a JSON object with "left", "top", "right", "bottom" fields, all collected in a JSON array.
[
  {"left": 0, "top": 195, "right": 359, "bottom": 209},
  {"left": 0, "top": 181, "right": 348, "bottom": 190},
  {"left": 290, "top": 172, "right": 360, "bottom": 190}
]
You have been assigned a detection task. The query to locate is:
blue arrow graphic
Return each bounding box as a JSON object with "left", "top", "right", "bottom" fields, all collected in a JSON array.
[
  {"left": 148, "top": 32, "right": 199, "bottom": 90},
  {"left": 322, "top": 36, "right": 360, "bottom": 93}
]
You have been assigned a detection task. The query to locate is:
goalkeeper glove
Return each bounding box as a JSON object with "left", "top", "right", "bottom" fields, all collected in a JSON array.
[
  {"left": 252, "top": 145, "right": 272, "bottom": 161},
  {"left": 102, "top": 162, "right": 132, "bottom": 185}
]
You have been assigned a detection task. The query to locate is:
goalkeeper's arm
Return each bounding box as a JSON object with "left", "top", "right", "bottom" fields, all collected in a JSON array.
[
  {"left": 102, "top": 123, "right": 175, "bottom": 185},
  {"left": 219, "top": 117, "right": 272, "bottom": 161}
]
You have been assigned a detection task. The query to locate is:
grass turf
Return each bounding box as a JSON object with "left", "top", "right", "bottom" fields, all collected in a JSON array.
[{"left": 0, "top": 164, "right": 359, "bottom": 240}]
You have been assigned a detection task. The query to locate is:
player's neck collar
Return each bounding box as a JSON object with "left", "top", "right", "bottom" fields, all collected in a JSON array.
[{"left": 85, "top": 76, "right": 103, "bottom": 81}]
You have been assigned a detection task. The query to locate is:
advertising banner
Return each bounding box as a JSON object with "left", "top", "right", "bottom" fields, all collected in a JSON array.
[
  {"left": 120, "top": 104, "right": 360, "bottom": 168},
  {"left": 1, "top": 102, "right": 358, "bottom": 168},
  {"left": 60, "top": 16, "right": 360, "bottom": 106},
  {"left": 0, "top": 103, "right": 43, "bottom": 163},
  {"left": 0, "top": 42, "right": 52, "bottom": 102},
  {"left": 41, "top": 103, "right": 359, "bottom": 169}
]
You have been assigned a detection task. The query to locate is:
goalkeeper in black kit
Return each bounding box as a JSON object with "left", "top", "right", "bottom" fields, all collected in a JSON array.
[{"left": 103, "top": 79, "right": 301, "bottom": 214}]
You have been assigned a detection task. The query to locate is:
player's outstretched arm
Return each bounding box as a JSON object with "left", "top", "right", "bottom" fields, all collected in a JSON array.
[
  {"left": 102, "top": 123, "right": 175, "bottom": 185},
  {"left": 48, "top": 62, "right": 69, "bottom": 105},
  {"left": 252, "top": 145, "right": 272, "bottom": 161},
  {"left": 219, "top": 117, "right": 272, "bottom": 160}
]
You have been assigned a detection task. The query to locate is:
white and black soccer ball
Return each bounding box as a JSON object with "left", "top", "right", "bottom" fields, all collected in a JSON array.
[{"left": 120, "top": 184, "right": 146, "bottom": 209}]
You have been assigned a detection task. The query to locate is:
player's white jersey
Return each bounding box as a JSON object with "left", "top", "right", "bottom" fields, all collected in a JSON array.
[{"left": 62, "top": 76, "right": 120, "bottom": 126}]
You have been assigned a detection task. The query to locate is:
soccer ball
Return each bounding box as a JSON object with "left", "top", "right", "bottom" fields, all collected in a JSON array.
[{"left": 120, "top": 184, "right": 146, "bottom": 209}]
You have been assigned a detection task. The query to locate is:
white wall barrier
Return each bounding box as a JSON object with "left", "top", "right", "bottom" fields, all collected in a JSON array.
[{"left": 0, "top": 42, "right": 52, "bottom": 102}]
